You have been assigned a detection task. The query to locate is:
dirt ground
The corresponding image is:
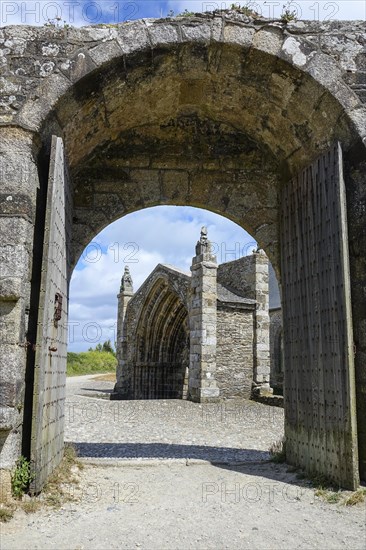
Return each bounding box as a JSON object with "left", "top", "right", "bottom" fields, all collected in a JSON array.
[
  {"left": 1, "top": 375, "right": 365, "bottom": 550},
  {"left": 2, "top": 461, "right": 365, "bottom": 550}
]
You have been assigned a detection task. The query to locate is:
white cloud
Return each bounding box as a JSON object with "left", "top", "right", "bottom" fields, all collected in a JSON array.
[{"left": 68, "top": 205, "right": 255, "bottom": 351}]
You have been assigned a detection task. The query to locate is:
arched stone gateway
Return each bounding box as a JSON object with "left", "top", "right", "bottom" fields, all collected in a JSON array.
[
  {"left": 0, "top": 14, "right": 365, "bottom": 493},
  {"left": 116, "top": 264, "right": 191, "bottom": 400}
]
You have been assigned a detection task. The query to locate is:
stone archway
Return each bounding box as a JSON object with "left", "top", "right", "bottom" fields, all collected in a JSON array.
[
  {"left": 115, "top": 265, "right": 191, "bottom": 400},
  {"left": 0, "top": 14, "right": 365, "bottom": 493},
  {"left": 132, "top": 281, "right": 189, "bottom": 400}
]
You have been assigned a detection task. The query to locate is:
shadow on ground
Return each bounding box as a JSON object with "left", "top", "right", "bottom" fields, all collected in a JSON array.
[
  {"left": 70, "top": 442, "right": 309, "bottom": 489},
  {"left": 72, "top": 441, "right": 270, "bottom": 462}
]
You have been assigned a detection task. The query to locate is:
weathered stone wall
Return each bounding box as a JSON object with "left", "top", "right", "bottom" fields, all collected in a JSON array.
[
  {"left": 218, "top": 254, "right": 260, "bottom": 297},
  {"left": 217, "top": 252, "right": 270, "bottom": 386},
  {"left": 269, "top": 308, "right": 283, "bottom": 394},
  {"left": 1, "top": 17, "right": 365, "bottom": 140},
  {"left": 0, "top": 128, "right": 41, "bottom": 499},
  {"left": 216, "top": 306, "right": 254, "bottom": 399}
]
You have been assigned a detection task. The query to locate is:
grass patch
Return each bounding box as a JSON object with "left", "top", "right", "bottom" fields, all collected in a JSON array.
[
  {"left": 269, "top": 437, "right": 286, "bottom": 463},
  {"left": 0, "top": 504, "right": 15, "bottom": 523},
  {"left": 314, "top": 486, "right": 366, "bottom": 506},
  {"left": 314, "top": 487, "right": 342, "bottom": 504},
  {"left": 1, "top": 444, "right": 84, "bottom": 522},
  {"left": 282, "top": 461, "right": 365, "bottom": 507},
  {"left": 67, "top": 350, "right": 117, "bottom": 377},
  {"left": 42, "top": 444, "right": 83, "bottom": 508},
  {"left": 280, "top": 1, "right": 298, "bottom": 22},
  {"left": 301, "top": 471, "right": 365, "bottom": 506},
  {"left": 21, "top": 499, "right": 42, "bottom": 514},
  {"left": 308, "top": 472, "right": 336, "bottom": 488},
  {"left": 343, "top": 488, "right": 366, "bottom": 506},
  {"left": 177, "top": 9, "right": 196, "bottom": 17}
]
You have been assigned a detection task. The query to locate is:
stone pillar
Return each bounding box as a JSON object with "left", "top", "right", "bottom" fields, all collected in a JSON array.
[
  {"left": 0, "top": 127, "right": 40, "bottom": 500},
  {"left": 113, "top": 266, "right": 134, "bottom": 399},
  {"left": 188, "top": 227, "right": 219, "bottom": 403},
  {"left": 250, "top": 249, "right": 271, "bottom": 393}
]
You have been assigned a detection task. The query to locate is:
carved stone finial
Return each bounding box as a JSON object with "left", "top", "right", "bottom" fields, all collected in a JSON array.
[
  {"left": 120, "top": 265, "right": 133, "bottom": 293},
  {"left": 200, "top": 226, "right": 208, "bottom": 243},
  {"left": 195, "top": 226, "right": 216, "bottom": 261}
]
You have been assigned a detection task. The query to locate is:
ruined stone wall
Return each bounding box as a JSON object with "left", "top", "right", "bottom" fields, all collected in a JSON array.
[
  {"left": 1, "top": 16, "right": 364, "bottom": 271},
  {"left": 216, "top": 306, "right": 254, "bottom": 399}
]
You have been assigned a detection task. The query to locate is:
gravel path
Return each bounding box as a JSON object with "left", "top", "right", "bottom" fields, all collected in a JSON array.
[
  {"left": 64, "top": 375, "right": 284, "bottom": 463},
  {"left": 1, "top": 376, "right": 365, "bottom": 550}
]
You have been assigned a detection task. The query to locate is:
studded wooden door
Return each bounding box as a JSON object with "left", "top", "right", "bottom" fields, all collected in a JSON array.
[
  {"left": 30, "top": 136, "right": 72, "bottom": 492},
  {"left": 281, "top": 142, "right": 359, "bottom": 489}
]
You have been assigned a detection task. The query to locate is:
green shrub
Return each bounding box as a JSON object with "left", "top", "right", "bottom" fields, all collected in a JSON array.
[
  {"left": 230, "top": 3, "right": 257, "bottom": 16},
  {"left": 11, "top": 456, "right": 34, "bottom": 498},
  {"left": 67, "top": 350, "right": 117, "bottom": 376},
  {"left": 281, "top": 2, "right": 297, "bottom": 22}
]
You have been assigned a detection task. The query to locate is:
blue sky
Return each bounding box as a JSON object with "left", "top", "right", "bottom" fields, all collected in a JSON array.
[
  {"left": 1, "top": 1, "right": 365, "bottom": 26},
  {"left": 69, "top": 206, "right": 258, "bottom": 351}
]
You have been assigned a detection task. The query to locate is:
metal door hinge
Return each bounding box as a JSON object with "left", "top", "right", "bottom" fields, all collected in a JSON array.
[
  {"left": 18, "top": 340, "right": 36, "bottom": 351},
  {"left": 54, "top": 292, "right": 63, "bottom": 327}
]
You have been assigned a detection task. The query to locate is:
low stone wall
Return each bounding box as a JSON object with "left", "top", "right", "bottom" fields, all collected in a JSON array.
[{"left": 252, "top": 393, "right": 284, "bottom": 408}]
